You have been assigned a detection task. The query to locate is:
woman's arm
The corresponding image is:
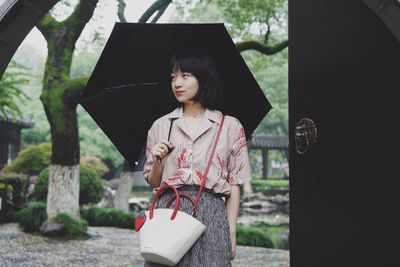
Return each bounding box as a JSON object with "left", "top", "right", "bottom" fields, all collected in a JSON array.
[
  {"left": 225, "top": 185, "right": 240, "bottom": 260},
  {"left": 145, "top": 140, "right": 174, "bottom": 188},
  {"left": 147, "top": 160, "right": 164, "bottom": 188}
]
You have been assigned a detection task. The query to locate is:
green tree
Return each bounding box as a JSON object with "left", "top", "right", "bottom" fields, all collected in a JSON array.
[
  {"left": 33, "top": 0, "right": 174, "bottom": 226},
  {"left": 0, "top": 61, "right": 30, "bottom": 118},
  {"left": 35, "top": 0, "right": 99, "bottom": 223}
]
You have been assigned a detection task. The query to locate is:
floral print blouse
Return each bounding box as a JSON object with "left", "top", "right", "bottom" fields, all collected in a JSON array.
[{"left": 142, "top": 107, "right": 251, "bottom": 195}]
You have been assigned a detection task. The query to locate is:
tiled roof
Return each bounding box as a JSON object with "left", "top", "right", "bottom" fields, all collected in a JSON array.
[
  {"left": 248, "top": 135, "right": 288, "bottom": 149},
  {"left": 0, "top": 110, "right": 34, "bottom": 128}
]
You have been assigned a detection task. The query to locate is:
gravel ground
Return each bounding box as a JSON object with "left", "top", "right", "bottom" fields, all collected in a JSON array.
[{"left": 0, "top": 223, "right": 289, "bottom": 267}]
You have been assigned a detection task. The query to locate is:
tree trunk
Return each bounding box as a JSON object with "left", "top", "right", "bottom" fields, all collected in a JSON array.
[
  {"left": 35, "top": 1, "right": 98, "bottom": 224},
  {"left": 46, "top": 164, "right": 80, "bottom": 218},
  {"left": 114, "top": 160, "right": 133, "bottom": 211},
  {"left": 243, "top": 181, "right": 253, "bottom": 196},
  {"left": 113, "top": 170, "right": 133, "bottom": 211},
  {"left": 40, "top": 86, "right": 81, "bottom": 218}
]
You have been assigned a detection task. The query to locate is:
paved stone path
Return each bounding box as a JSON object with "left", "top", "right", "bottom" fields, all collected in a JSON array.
[{"left": 0, "top": 223, "right": 289, "bottom": 267}]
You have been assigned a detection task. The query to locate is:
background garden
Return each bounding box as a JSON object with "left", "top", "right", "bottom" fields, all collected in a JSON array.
[{"left": 0, "top": 0, "right": 288, "bottom": 252}]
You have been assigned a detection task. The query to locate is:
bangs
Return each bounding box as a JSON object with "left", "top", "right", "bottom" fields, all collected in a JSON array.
[{"left": 170, "top": 53, "right": 205, "bottom": 75}]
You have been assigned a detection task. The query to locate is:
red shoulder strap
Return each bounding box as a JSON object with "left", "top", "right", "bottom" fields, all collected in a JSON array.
[{"left": 192, "top": 114, "right": 225, "bottom": 216}]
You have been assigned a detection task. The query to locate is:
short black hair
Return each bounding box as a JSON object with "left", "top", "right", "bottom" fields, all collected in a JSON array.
[{"left": 170, "top": 51, "right": 221, "bottom": 110}]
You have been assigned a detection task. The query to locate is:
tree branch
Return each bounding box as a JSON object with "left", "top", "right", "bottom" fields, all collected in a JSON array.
[
  {"left": 37, "top": 13, "right": 58, "bottom": 41},
  {"left": 64, "top": 0, "right": 99, "bottom": 44},
  {"left": 62, "top": 77, "right": 89, "bottom": 107},
  {"left": 264, "top": 24, "right": 271, "bottom": 43},
  {"left": 138, "top": 0, "right": 172, "bottom": 23},
  {"left": 117, "top": 0, "right": 127, "bottom": 22},
  {"left": 236, "top": 39, "right": 288, "bottom": 55}
]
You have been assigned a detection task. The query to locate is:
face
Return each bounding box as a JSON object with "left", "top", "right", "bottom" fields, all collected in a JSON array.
[{"left": 171, "top": 70, "right": 199, "bottom": 103}]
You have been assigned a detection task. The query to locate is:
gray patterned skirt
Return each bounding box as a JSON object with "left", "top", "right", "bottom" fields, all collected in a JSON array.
[{"left": 143, "top": 185, "right": 232, "bottom": 267}]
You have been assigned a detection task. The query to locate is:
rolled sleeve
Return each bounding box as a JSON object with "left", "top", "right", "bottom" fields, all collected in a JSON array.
[
  {"left": 227, "top": 121, "right": 251, "bottom": 185},
  {"left": 142, "top": 123, "right": 157, "bottom": 183}
]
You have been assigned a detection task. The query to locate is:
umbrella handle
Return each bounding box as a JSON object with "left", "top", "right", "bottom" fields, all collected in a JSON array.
[{"left": 155, "top": 118, "right": 176, "bottom": 165}]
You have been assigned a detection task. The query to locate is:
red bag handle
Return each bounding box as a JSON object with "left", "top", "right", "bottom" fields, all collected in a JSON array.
[{"left": 149, "top": 184, "right": 180, "bottom": 220}]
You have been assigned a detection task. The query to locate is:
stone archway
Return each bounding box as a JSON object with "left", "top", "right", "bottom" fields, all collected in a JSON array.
[{"left": 0, "top": 0, "right": 59, "bottom": 78}]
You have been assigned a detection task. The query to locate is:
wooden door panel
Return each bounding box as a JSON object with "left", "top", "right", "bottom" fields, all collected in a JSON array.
[{"left": 290, "top": 0, "right": 400, "bottom": 266}]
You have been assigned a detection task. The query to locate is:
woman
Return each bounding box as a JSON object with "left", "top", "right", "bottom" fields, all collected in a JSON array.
[{"left": 143, "top": 51, "right": 251, "bottom": 266}]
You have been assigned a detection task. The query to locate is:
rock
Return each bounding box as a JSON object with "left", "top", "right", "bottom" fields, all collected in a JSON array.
[
  {"left": 266, "top": 193, "right": 289, "bottom": 204},
  {"left": 242, "top": 201, "right": 263, "bottom": 209},
  {"left": 129, "top": 197, "right": 150, "bottom": 213},
  {"left": 39, "top": 218, "right": 67, "bottom": 237},
  {"left": 97, "top": 187, "right": 115, "bottom": 208},
  {"left": 242, "top": 192, "right": 268, "bottom": 202}
]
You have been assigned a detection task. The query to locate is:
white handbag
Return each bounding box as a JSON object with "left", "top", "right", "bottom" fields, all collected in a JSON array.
[
  {"left": 137, "top": 184, "right": 206, "bottom": 266},
  {"left": 134, "top": 115, "right": 225, "bottom": 266}
]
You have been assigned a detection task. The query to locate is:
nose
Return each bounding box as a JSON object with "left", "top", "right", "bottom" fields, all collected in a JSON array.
[{"left": 173, "top": 76, "right": 183, "bottom": 88}]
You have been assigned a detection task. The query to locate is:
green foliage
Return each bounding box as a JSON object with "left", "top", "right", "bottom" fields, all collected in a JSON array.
[
  {"left": 0, "top": 174, "right": 29, "bottom": 210},
  {"left": 242, "top": 50, "right": 288, "bottom": 136},
  {"left": 80, "top": 205, "right": 135, "bottom": 229},
  {"left": 173, "top": 0, "right": 287, "bottom": 41},
  {"left": 217, "top": 0, "right": 287, "bottom": 40},
  {"left": 0, "top": 61, "right": 31, "bottom": 117},
  {"left": 236, "top": 224, "right": 275, "bottom": 248},
  {"left": 251, "top": 179, "right": 289, "bottom": 188},
  {"left": 33, "top": 168, "right": 49, "bottom": 202},
  {"left": 34, "top": 165, "right": 105, "bottom": 205},
  {"left": 4, "top": 143, "right": 51, "bottom": 175},
  {"left": 16, "top": 201, "right": 47, "bottom": 232},
  {"left": 247, "top": 222, "right": 289, "bottom": 249},
  {"left": 79, "top": 166, "right": 106, "bottom": 205},
  {"left": 54, "top": 213, "right": 88, "bottom": 236},
  {"left": 80, "top": 155, "right": 109, "bottom": 177}
]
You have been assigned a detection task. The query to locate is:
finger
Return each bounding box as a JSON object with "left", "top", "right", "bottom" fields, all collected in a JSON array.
[
  {"left": 161, "top": 140, "right": 173, "bottom": 149},
  {"left": 157, "top": 148, "right": 166, "bottom": 157},
  {"left": 154, "top": 148, "right": 164, "bottom": 157},
  {"left": 160, "top": 143, "right": 169, "bottom": 152}
]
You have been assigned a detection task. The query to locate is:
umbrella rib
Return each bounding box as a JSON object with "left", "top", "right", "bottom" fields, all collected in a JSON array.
[{"left": 104, "top": 82, "right": 163, "bottom": 92}]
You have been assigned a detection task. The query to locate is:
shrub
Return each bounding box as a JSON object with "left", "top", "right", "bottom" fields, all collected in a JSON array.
[
  {"left": 0, "top": 173, "right": 29, "bottom": 211},
  {"left": 34, "top": 166, "right": 104, "bottom": 205},
  {"left": 3, "top": 143, "right": 51, "bottom": 175},
  {"left": 80, "top": 205, "right": 135, "bottom": 229},
  {"left": 251, "top": 179, "right": 289, "bottom": 188},
  {"left": 54, "top": 213, "right": 88, "bottom": 236},
  {"left": 16, "top": 201, "right": 47, "bottom": 232},
  {"left": 236, "top": 224, "right": 274, "bottom": 248},
  {"left": 251, "top": 222, "right": 289, "bottom": 249},
  {"left": 80, "top": 155, "right": 109, "bottom": 177}
]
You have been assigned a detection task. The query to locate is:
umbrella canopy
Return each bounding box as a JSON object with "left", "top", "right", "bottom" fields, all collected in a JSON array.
[{"left": 79, "top": 23, "right": 272, "bottom": 170}]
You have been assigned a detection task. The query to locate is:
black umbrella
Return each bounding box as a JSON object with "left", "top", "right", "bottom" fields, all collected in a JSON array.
[{"left": 78, "top": 23, "right": 272, "bottom": 170}]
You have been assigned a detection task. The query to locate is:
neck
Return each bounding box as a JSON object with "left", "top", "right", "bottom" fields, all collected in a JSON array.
[{"left": 183, "top": 102, "right": 205, "bottom": 117}]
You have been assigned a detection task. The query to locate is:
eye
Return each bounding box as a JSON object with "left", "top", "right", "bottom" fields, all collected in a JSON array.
[
  {"left": 182, "top": 73, "right": 191, "bottom": 78},
  {"left": 170, "top": 74, "right": 176, "bottom": 80}
]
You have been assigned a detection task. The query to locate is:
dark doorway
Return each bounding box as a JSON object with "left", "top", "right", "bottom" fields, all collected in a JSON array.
[{"left": 289, "top": 0, "right": 400, "bottom": 266}]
